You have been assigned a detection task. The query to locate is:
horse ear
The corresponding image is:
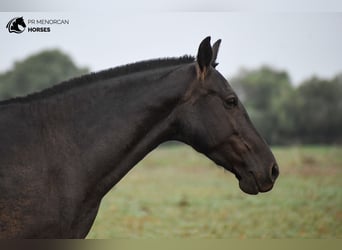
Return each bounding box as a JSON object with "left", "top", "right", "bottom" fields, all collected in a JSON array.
[
  {"left": 196, "top": 36, "right": 212, "bottom": 80},
  {"left": 211, "top": 39, "right": 221, "bottom": 68}
]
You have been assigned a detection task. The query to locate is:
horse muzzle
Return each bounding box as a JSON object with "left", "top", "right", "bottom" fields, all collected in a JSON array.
[{"left": 234, "top": 162, "right": 279, "bottom": 195}]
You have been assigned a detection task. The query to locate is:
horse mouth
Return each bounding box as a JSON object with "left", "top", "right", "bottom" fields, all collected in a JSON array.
[
  {"left": 208, "top": 153, "right": 274, "bottom": 195},
  {"left": 233, "top": 169, "right": 273, "bottom": 195},
  {"left": 218, "top": 163, "right": 260, "bottom": 194}
]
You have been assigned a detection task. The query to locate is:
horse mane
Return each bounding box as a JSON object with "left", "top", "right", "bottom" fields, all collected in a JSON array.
[{"left": 0, "top": 55, "right": 195, "bottom": 105}]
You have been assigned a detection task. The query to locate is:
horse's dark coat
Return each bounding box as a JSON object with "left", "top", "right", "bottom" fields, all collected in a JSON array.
[{"left": 0, "top": 37, "right": 278, "bottom": 238}]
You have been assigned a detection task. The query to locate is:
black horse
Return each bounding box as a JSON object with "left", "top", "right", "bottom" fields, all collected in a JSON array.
[
  {"left": 6, "top": 17, "right": 26, "bottom": 33},
  {"left": 0, "top": 37, "right": 279, "bottom": 238}
]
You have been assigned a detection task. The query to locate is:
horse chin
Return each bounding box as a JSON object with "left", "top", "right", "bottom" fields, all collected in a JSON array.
[
  {"left": 238, "top": 178, "right": 259, "bottom": 195},
  {"left": 223, "top": 164, "right": 259, "bottom": 195},
  {"left": 234, "top": 171, "right": 259, "bottom": 195},
  {"left": 207, "top": 154, "right": 260, "bottom": 195}
]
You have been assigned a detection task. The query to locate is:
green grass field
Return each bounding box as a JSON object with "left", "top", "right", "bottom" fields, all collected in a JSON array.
[{"left": 87, "top": 145, "right": 342, "bottom": 238}]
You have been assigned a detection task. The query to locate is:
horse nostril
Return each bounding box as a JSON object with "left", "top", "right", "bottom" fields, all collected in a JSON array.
[{"left": 271, "top": 163, "right": 279, "bottom": 182}]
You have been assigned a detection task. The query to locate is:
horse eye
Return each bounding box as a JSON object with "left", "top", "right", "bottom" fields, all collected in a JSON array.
[{"left": 224, "top": 97, "right": 238, "bottom": 109}]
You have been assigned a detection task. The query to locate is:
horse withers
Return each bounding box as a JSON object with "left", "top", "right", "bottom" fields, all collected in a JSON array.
[{"left": 0, "top": 37, "right": 278, "bottom": 238}]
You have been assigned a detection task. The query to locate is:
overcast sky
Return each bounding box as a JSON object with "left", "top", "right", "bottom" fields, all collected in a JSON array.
[{"left": 1, "top": 1, "right": 341, "bottom": 85}]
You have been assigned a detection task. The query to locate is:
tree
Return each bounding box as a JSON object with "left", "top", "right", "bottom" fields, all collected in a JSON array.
[
  {"left": 294, "top": 75, "right": 342, "bottom": 144},
  {"left": 230, "top": 66, "right": 293, "bottom": 144},
  {"left": 230, "top": 66, "right": 342, "bottom": 145},
  {"left": 0, "top": 49, "right": 89, "bottom": 100}
]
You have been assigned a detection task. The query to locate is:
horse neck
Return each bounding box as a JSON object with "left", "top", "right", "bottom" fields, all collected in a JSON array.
[{"left": 45, "top": 64, "right": 193, "bottom": 198}]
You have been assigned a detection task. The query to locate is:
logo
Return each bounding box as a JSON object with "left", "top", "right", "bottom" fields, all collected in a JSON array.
[
  {"left": 5, "top": 16, "right": 70, "bottom": 34},
  {"left": 6, "top": 17, "right": 26, "bottom": 34}
]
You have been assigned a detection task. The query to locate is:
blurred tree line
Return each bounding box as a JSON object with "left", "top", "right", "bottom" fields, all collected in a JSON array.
[
  {"left": 0, "top": 49, "right": 88, "bottom": 100},
  {"left": 231, "top": 67, "right": 342, "bottom": 145},
  {"left": 0, "top": 50, "right": 341, "bottom": 145}
]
